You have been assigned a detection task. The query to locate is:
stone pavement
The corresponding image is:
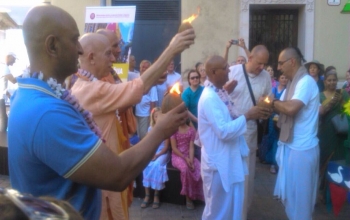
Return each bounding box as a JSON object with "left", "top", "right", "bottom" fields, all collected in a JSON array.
[{"left": 1, "top": 161, "right": 349, "bottom": 220}]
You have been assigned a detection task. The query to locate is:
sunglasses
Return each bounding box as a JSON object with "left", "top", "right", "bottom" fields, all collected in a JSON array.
[
  {"left": 0, "top": 187, "right": 69, "bottom": 219},
  {"left": 190, "top": 76, "right": 199, "bottom": 80}
]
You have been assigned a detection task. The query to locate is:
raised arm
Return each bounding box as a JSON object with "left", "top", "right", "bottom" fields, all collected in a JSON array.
[
  {"left": 238, "top": 38, "right": 250, "bottom": 58},
  {"left": 141, "top": 29, "right": 195, "bottom": 93},
  {"left": 223, "top": 40, "right": 233, "bottom": 63}
]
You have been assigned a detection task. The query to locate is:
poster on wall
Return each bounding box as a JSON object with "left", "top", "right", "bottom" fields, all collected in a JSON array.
[{"left": 85, "top": 6, "right": 136, "bottom": 82}]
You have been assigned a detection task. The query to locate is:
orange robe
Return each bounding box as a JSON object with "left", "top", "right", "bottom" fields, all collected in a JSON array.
[{"left": 71, "top": 76, "right": 144, "bottom": 220}]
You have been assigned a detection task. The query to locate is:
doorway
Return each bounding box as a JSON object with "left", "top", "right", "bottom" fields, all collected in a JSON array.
[{"left": 249, "top": 9, "right": 299, "bottom": 68}]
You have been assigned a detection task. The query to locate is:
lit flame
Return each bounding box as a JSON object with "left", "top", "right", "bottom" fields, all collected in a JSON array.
[
  {"left": 182, "top": 7, "right": 200, "bottom": 24},
  {"left": 264, "top": 97, "right": 271, "bottom": 103},
  {"left": 170, "top": 82, "right": 181, "bottom": 94}
]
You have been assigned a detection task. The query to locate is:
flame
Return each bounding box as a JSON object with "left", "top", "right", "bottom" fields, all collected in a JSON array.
[
  {"left": 182, "top": 7, "right": 200, "bottom": 24},
  {"left": 170, "top": 82, "right": 181, "bottom": 94},
  {"left": 264, "top": 97, "right": 271, "bottom": 103}
]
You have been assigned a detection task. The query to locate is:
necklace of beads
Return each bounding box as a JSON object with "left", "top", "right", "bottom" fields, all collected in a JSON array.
[{"left": 25, "top": 71, "right": 103, "bottom": 140}]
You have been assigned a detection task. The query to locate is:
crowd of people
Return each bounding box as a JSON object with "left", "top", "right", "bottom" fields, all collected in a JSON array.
[{"left": 1, "top": 4, "right": 349, "bottom": 220}]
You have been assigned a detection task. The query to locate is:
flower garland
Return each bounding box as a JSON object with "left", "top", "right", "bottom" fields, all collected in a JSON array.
[
  {"left": 76, "top": 69, "right": 121, "bottom": 122},
  {"left": 25, "top": 71, "right": 104, "bottom": 140},
  {"left": 204, "top": 80, "right": 239, "bottom": 119}
]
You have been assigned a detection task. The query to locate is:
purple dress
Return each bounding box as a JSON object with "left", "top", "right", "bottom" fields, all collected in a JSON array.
[{"left": 171, "top": 127, "right": 204, "bottom": 201}]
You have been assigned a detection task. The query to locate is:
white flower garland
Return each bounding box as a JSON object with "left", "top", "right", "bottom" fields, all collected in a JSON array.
[{"left": 25, "top": 71, "right": 103, "bottom": 140}]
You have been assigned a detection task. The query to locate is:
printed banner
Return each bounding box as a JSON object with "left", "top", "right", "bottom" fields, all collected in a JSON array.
[{"left": 85, "top": 6, "right": 136, "bottom": 81}]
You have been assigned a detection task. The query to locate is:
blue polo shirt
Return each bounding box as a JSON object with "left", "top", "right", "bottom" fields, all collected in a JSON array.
[{"left": 8, "top": 77, "right": 102, "bottom": 219}]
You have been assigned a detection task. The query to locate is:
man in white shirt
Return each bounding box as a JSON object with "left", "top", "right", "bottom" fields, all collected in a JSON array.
[
  {"left": 156, "top": 60, "right": 182, "bottom": 107},
  {"left": 198, "top": 55, "right": 269, "bottom": 220},
  {"left": 227, "top": 45, "right": 272, "bottom": 220},
  {"left": 0, "top": 52, "right": 17, "bottom": 100},
  {"left": 135, "top": 60, "right": 158, "bottom": 139},
  {"left": 273, "top": 47, "right": 319, "bottom": 220},
  {"left": 127, "top": 55, "right": 140, "bottom": 81},
  {"left": 165, "top": 60, "right": 182, "bottom": 89}
]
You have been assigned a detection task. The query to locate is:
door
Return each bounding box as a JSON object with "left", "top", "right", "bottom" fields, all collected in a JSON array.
[{"left": 249, "top": 9, "right": 298, "bottom": 68}]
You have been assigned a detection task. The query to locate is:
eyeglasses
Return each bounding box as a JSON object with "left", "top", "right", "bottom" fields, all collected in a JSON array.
[
  {"left": 277, "top": 58, "right": 293, "bottom": 66},
  {"left": 190, "top": 76, "right": 199, "bottom": 80},
  {"left": 0, "top": 187, "right": 69, "bottom": 219},
  {"left": 213, "top": 64, "right": 229, "bottom": 71}
]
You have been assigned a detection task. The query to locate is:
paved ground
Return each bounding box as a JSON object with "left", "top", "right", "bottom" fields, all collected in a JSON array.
[{"left": 1, "top": 161, "right": 349, "bottom": 220}]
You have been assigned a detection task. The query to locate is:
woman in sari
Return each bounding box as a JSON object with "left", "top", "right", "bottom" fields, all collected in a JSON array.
[
  {"left": 319, "top": 70, "right": 349, "bottom": 167},
  {"left": 318, "top": 70, "right": 349, "bottom": 203}
]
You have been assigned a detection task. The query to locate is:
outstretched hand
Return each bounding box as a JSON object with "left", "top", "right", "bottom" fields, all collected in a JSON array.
[
  {"left": 155, "top": 103, "right": 188, "bottom": 139},
  {"left": 168, "top": 28, "right": 196, "bottom": 55},
  {"left": 226, "top": 40, "right": 234, "bottom": 49},
  {"left": 238, "top": 38, "right": 247, "bottom": 49},
  {"left": 245, "top": 106, "right": 272, "bottom": 121}
]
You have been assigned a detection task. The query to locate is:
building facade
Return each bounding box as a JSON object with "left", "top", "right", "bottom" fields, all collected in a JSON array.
[{"left": 52, "top": 0, "right": 350, "bottom": 78}]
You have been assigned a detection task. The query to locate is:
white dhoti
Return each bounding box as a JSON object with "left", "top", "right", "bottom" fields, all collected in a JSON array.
[
  {"left": 202, "top": 169, "right": 244, "bottom": 220},
  {"left": 274, "top": 143, "right": 319, "bottom": 220}
]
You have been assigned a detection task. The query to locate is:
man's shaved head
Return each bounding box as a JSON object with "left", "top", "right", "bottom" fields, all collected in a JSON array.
[
  {"left": 205, "top": 55, "right": 229, "bottom": 88},
  {"left": 79, "top": 33, "right": 115, "bottom": 79},
  {"left": 96, "top": 29, "right": 121, "bottom": 60},
  {"left": 205, "top": 56, "right": 225, "bottom": 77},
  {"left": 246, "top": 45, "right": 269, "bottom": 75},
  {"left": 22, "top": 5, "right": 83, "bottom": 82},
  {"left": 250, "top": 45, "right": 269, "bottom": 57},
  {"left": 79, "top": 33, "right": 110, "bottom": 60},
  {"left": 280, "top": 47, "right": 303, "bottom": 65}
]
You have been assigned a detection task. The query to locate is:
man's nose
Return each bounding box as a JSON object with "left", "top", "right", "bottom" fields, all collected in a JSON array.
[
  {"left": 110, "top": 54, "right": 116, "bottom": 62},
  {"left": 77, "top": 42, "right": 84, "bottom": 55}
]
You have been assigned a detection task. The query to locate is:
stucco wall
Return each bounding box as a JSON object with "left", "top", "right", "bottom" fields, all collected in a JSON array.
[
  {"left": 51, "top": 0, "right": 101, "bottom": 35},
  {"left": 51, "top": 0, "right": 349, "bottom": 78},
  {"left": 314, "top": 1, "right": 350, "bottom": 78},
  {"left": 182, "top": 0, "right": 350, "bottom": 78},
  {"left": 181, "top": 0, "right": 241, "bottom": 72}
]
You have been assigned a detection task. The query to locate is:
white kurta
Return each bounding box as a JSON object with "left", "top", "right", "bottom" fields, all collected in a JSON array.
[
  {"left": 198, "top": 86, "right": 249, "bottom": 220},
  {"left": 228, "top": 64, "right": 272, "bottom": 147},
  {"left": 228, "top": 64, "right": 272, "bottom": 219},
  {"left": 274, "top": 74, "right": 320, "bottom": 220}
]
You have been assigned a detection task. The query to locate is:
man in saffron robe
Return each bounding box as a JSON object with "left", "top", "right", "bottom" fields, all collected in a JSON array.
[
  {"left": 8, "top": 5, "right": 194, "bottom": 220},
  {"left": 71, "top": 33, "right": 184, "bottom": 219},
  {"left": 96, "top": 29, "right": 135, "bottom": 218}
]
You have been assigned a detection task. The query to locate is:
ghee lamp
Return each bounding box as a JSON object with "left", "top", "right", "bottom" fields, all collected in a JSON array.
[
  {"left": 257, "top": 96, "right": 272, "bottom": 108},
  {"left": 162, "top": 82, "right": 183, "bottom": 114},
  {"left": 178, "top": 7, "right": 200, "bottom": 33}
]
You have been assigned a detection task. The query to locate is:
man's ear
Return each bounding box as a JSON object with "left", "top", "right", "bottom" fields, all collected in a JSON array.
[
  {"left": 88, "top": 52, "right": 95, "bottom": 65},
  {"left": 247, "top": 54, "right": 253, "bottom": 62},
  {"left": 45, "top": 35, "right": 58, "bottom": 57}
]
